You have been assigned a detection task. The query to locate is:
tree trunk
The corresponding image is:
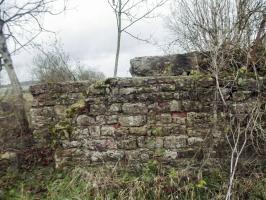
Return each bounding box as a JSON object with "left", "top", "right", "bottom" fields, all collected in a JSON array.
[
  {"left": 113, "top": 0, "right": 122, "bottom": 77},
  {"left": 0, "top": 32, "right": 30, "bottom": 136},
  {"left": 114, "top": 31, "right": 121, "bottom": 77}
]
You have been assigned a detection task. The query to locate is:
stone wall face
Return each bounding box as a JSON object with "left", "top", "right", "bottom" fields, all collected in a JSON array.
[
  {"left": 30, "top": 81, "right": 93, "bottom": 148},
  {"left": 30, "top": 76, "right": 266, "bottom": 168}
]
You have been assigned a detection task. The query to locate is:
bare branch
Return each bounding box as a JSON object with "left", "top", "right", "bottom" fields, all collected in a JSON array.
[
  {"left": 122, "top": 0, "right": 146, "bottom": 12},
  {"left": 0, "top": 0, "right": 67, "bottom": 134},
  {"left": 108, "top": 0, "right": 168, "bottom": 76},
  {"left": 124, "top": 30, "right": 151, "bottom": 43},
  {"left": 121, "top": 0, "right": 168, "bottom": 31}
]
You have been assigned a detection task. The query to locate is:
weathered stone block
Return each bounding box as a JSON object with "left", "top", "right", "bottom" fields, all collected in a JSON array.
[
  {"left": 139, "top": 137, "right": 164, "bottom": 149},
  {"left": 151, "top": 125, "right": 186, "bottom": 136},
  {"left": 157, "top": 113, "right": 172, "bottom": 124},
  {"left": 124, "top": 149, "right": 150, "bottom": 161},
  {"left": 54, "top": 105, "right": 67, "bottom": 119},
  {"left": 187, "top": 128, "right": 211, "bottom": 137},
  {"left": 101, "top": 126, "right": 115, "bottom": 136},
  {"left": 109, "top": 103, "right": 122, "bottom": 113},
  {"left": 119, "top": 87, "right": 137, "bottom": 95},
  {"left": 87, "top": 85, "right": 106, "bottom": 95},
  {"left": 171, "top": 125, "right": 187, "bottom": 135},
  {"left": 57, "top": 93, "right": 84, "bottom": 106},
  {"left": 170, "top": 100, "right": 182, "bottom": 112},
  {"left": 105, "top": 150, "right": 125, "bottom": 161},
  {"left": 62, "top": 140, "right": 80, "bottom": 148},
  {"left": 30, "top": 107, "right": 56, "bottom": 129},
  {"left": 151, "top": 127, "right": 169, "bottom": 136},
  {"left": 187, "top": 112, "right": 212, "bottom": 128},
  {"left": 130, "top": 53, "right": 207, "bottom": 77},
  {"left": 90, "top": 104, "right": 107, "bottom": 114},
  {"left": 106, "top": 115, "right": 118, "bottom": 124},
  {"left": 96, "top": 115, "right": 106, "bottom": 125},
  {"left": 164, "top": 135, "right": 188, "bottom": 149},
  {"left": 117, "top": 137, "right": 137, "bottom": 150},
  {"left": 122, "top": 103, "right": 148, "bottom": 114},
  {"left": 31, "top": 92, "right": 84, "bottom": 107},
  {"left": 172, "top": 112, "right": 187, "bottom": 124},
  {"left": 0, "top": 152, "right": 17, "bottom": 160},
  {"left": 88, "top": 126, "right": 101, "bottom": 137},
  {"left": 148, "top": 102, "right": 171, "bottom": 112},
  {"left": 30, "top": 81, "right": 92, "bottom": 96},
  {"left": 137, "top": 136, "right": 145, "bottom": 148},
  {"left": 137, "top": 92, "right": 173, "bottom": 102},
  {"left": 129, "top": 127, "right": 148, "bottom": 136},
  {"left": 76, "top": 115, "right": 95, "bottom": 126},
  {"left": 72, "top": 128, "right": 89, "bottom": 139},
  {"left": 188, "top": 137, "right": 204, "bottom": 145},
  {"left": 91, "top": 152, "right": 104, "bottom": 162},
  {"left": 147, "top": 111, "right": 157, "bottom": 124},
  {"left": 182, "top": 101, "right": 210, "bottom": 112},
  {"left": 174, "top": 79, "right": 189, "bottom": 89},
  {"left": 119, "top": 115, "right": 146, "bottom": 127},
  {"left": 163, "top": 150, "right": 177, "bottom": 160},
  {"left": 88, "top": 139, "right": 117, "bottom": 151},
  {"left": 160, "top": 84, "right": 176, "bottom": 91},
  {"left": 114, "top": 127, "right": 129, "bottom": 137}
]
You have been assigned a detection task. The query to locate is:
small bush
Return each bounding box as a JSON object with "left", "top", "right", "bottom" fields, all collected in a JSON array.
[{"left": 32, "top": 42, "right": 105, "bottom": 83}]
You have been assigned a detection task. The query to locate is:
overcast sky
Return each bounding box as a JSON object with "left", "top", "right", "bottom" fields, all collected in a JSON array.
[{"left": 0, "top": 0, "right": 172, "bottom": 84}]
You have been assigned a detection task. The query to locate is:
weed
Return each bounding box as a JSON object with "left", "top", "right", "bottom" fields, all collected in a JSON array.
[{"left": 1, "top": 162, "right": 265, "bottom": 199}]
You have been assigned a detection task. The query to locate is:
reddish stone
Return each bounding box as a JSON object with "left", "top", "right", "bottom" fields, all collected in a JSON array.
[
  {"left": 172, "top": 112, "right": 187, "bottom": 118},
  {"left": 113, "top": 123, "right": 121, "bottom": 129}
]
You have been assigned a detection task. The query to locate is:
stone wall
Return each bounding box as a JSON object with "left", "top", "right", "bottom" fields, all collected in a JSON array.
[
  {"left": 30, "top": 76, "right": 266, "bottom": 168},
  {"left": 30, "top": 81, "right": 93, "bottom": 148}
]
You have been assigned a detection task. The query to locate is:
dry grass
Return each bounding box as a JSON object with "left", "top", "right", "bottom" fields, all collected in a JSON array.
[{"left": 1, "top": 161, "right": 265, "bottom": 200}]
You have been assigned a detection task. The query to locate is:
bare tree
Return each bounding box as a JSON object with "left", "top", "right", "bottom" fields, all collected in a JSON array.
[
  {"left": 167, "top": 0, "right": 265, "bottom": 199},
  {"left": 33, "top": 41, "right": 105, "bottom": 83},
  {"left": 75, "top": 65, "right": 105, "bottom": 81},
  {"left": 0, "top": 0, "right": 67, "bottom": 134},
  {"left": 33, "top": 41, "right": 76, "bottom": 82},
  {"left": 108, "top": 0, "right": 168, "bottom": 77},
  {"left": 167, "top": 0, "right": 265, "bottom": 69}
]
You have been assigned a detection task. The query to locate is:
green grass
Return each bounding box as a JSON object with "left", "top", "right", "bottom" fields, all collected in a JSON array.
[{"left": 1, "top": 161, "right": 265, "bottom": 200}]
